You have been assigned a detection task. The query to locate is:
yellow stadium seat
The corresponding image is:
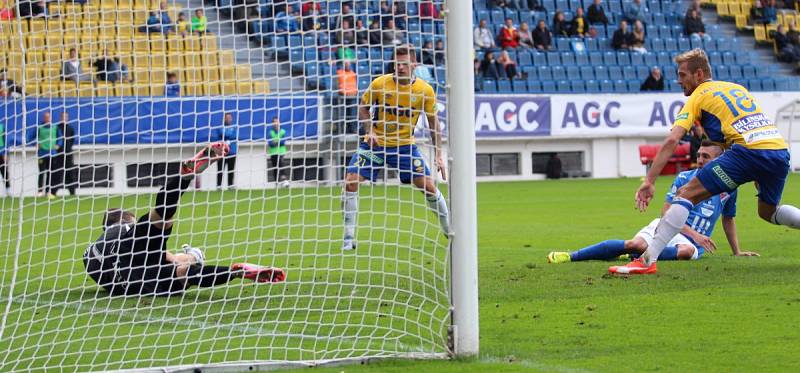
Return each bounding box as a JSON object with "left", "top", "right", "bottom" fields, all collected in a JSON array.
[
  {"left": 24, "top": 66, "right": 40, "bottom": 81},
  {"left": 150, "top": 54, "right": 167, "bottom": 68},
  {"left": 182, "top": 82, "right": 201, "bottom": 96},
  {"left": 132, "top": 54, "right": 149, "bottom": 69},
  {"left": 7, "top": 53, "right": 23, "bottom": 66},
  {"left": 166, "top": 57, "right": 183, "bottom": 72},
  {"left": 25, "top": 83, "right": 39, "bottom": 96},
  {"left": 46, "top": 34, "right": 64, "bottom": 49},
  {"left": 25, "top": 51, "right": 43, "bottom": 66},
  {"left": 184, "top": 35, "right": 201, "bottom": 51},
  {"left": 218, "top": 50, "right": 235, "bottom": 66},
  {"left": 717, "top": 2, "right": 729, "bottom": 17},
  {"left": 237, "top": 82, "right": 253, "bottom": 95},
  {"left": 26, "top": 35, "right": 45, "bottom": 50},
  {"left": 45, "top": 19, "right": 64, "bottom": 33},
  {"left": 151, "top": 84, "right": 166, "bottom": 96},
  {"left": 29, "top": 19, "right": 46, "bottom": 33},
  {"left": 203, "top": 68, "right": 219, "bottom": 81},
  {"left": 95, "top": 82, "right": 115, "bottom": 96},
  {"left": 134, "top": 83, "right": 151, "bottom": 96},
  {"left": 183, "top": 68, "right": 203, "bottom": 82},
  {"left": 201, "top": 52, "right": 219, "bottom": 66},
  {"left": 150, "top": 35, "right": 167, "bottom": 52},
  {"left": 183, "top": 54, "right": 202, "bottom": 67},
  {"left": 78, "top": 83, "right": 94, "bottom": 97},
  {"left": 133, "top": 35, "right": 150, "bottom": 52},
  {"left": 754, "top": 24, "right": 768, "bottom": 43},
  {"left": 766, "top": 23, "right": 778, "bottom": 41},
  {"left": 201, "top": 34, "right": 218, "bottom": 51},
  {"left": 116, "top": 83, "right": 134, "bottom": 96},
  {"left": 167, "top": 36, "right": 184, "bottom": 52},
  {"left": 777, "top": 13, "right": 785, "bottom": 26},
  {"left": 220, "top": 82, "right": 237, "bottom": 95},
  {"left": 117, "top": 39, "right": 133, "bottom": 53},
  {"left": 735, "top": 14, "right": 749, "bottom": 30},
  {"left": 235, "top": 65, "right": 251, "bottom": 80},
  {"left": 149, "top": 69, "right": 168, "bottom": 83},
  {"left": 39, "top": 83, "right": 56, "bottom": 97},
  {"left": 740, "top": 2, "right": 752, "bottom": 16},
  {"left": 63, "top": 33, "right": 80, "bottom": 48},
  {"left": 205, "top": 82, "right": 220, "bottom": 96},
  {"left": 219, "top": 66, "right": 235, "bottom": 80},
  {"left": 252, "top": 81, "right": 270, "bottom": 94}
]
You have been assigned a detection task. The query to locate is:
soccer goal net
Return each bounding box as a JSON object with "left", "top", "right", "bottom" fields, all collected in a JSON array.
[{"left": 0, "top": 0, "right": 477, "bottom": 371}]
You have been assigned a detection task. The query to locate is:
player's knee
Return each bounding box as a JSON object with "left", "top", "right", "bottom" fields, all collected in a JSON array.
[
  {"left": 676, "top": 246, "right": 696, "bottom": 260},
  {"left": 624, "top": 239, "right": 647, "bottom": 252},
  {"left": 758, "top": 204, "right": 776, "bottom": 222},
  {"left": 344, "top": 174, "right": 360, "bottom": 193}
]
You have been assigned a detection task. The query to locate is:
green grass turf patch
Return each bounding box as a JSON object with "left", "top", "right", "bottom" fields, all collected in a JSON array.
[{"left": 3, "top": 175, "right": 800, "bottom": 372}]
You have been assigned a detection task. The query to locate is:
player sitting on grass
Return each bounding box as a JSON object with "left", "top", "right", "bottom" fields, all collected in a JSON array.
[
  {"left": 340, "top": 44, "right": 450, "bottom": 250},
  {"left": 612, "top": 48, "right": 799, "bottom": 275},
  {"left": 547, "top": 141, "right": 759, "bottom": 264},
  {"left": 83, "top": 142, "right": 286, "bottom": 296}
]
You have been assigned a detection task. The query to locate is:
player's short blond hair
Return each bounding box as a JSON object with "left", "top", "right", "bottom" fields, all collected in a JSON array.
[
  {"left": 394, "top": 44, "right": 417, "bottom": 62},
  {"left": 674, "top": 48, "right": 712, "bottom": 78}
]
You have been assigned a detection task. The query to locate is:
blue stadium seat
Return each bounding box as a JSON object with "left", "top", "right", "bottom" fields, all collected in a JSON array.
[
  {"left": 657, "top": 25, "right": 671, "bottom": 39},
  {"left": 636, "top": 65, "right": 650, "bottom": 79},
  {"left": 603, "top": 51, "right": 617, "bottom": 65},
  {"left": 630, "top": 52, "right": 644, "bottom": 66},
  {"left": 490, "top": 9, "right": 504, "bottom": 24},
  {"left": 600, "top": 79, "right": 614, "bottom": 92},
  {"left": 643, "top": 52, "right": 657, "bottom": 66},
  {"left": 708, "top": 51, "right": 722, "bottom": 65},
  {"left": 677, "top": 37, "right": 690, "bottom": 51},
  {"left": 585, "top": 37, "right": 599, "bottom": 51},
  {"left": 552, "top": 65, "right": 567, "bottom": 80},
  {"left": 656, "top": 52, "right": 671, "bottom": 65},
  {"left": 512, "top": 80, "right": 527, "bottom": 92},
  {"left": 566, "top": 65, "right": 580, "bottom": 79},
  {"left": 289, "top": 35, "right": 302, "bottom": 47},
  {"left": 369, "top": 48, "right": 382, "bottom": 60},
  {"left": 748, "top": 79, "right": 763, "bottom": 91},
  {"left": 538, "top": 66, "right": 553, "bottom": 80},
  {"left": 556, "top": 79, "right": 572, "bottom": 93},
  {"left": 542, "top": 0, "right": 557, "bottom": 13},
  {"left": 290, "top": 49, "right": 303, "bottom": 61},
  {"left": 556, "top": 38, "right": 571, "bottom": 50},
  {"left": 504, "top": 8, "right": 520, "bottom": 24},
  {"left": 482, "top": 78, "right": 498, "bottom": 93},
  {"left": 651, "top": 11, "right": 665, "bottom": 25},
  {"left": 722, "top": 51, "right": 736, "bottom": 65},
  {"left": 498, "top": 80, "right": 513, "bottom": 92},
  {"left": 756, "top": 66, "right": 771, "bottom": 78},
  {"left": 623, "top": 65, "right": 637, "bottom": 80},
  {"left": 408, "top": 18, "right": 421, "bottom": 32},
  {"left": 585, "top": 79, "right": 600, "bottom": 93},
  {"left": 556, "top": 0, "right": 569, "bottom": 12},
  {"left": 422, "top": 22, "right": 434, "bottom": 34},
  {"left": 663, "top": 37, "right": 677, "bottom": 52},
  {"left": 542, "top": 80, "right": 556, "bottom": 92},
  {"left": 476, "top": 10, "right": 490, "bottom": 22},
  {"left": 320, "top": 63, "right": 332, "bottom": 76},
  {"left": 703, "top": 38, "right": 717, "bottom": 51},
  {"left": 742, "top": 65, "right": 757, "bottom": 79},
  {"left": 664, "top": 67, "right": 677, "bottom": 80},
  {"left": 303, "top": 34, "right": 317, "bottom": 47},
  {"left": 616, "top": 51, "right": 631, "bottom": 65},
  {"left": 561, "top": 52, "right": 576, "bottom": 65},
  {"left": 775, "top": 79, "right": 790, "bottom": 91},
  {"left": 647, "top": 0, "right": 663, "bottom": 13},
  {"left": 371, "top": 63, "right": 384, "bottom": 75},
  {"left": 589, "top": 51, "right": 604, "bottom": 65},
  {"left": 666, "top": 79, "right": 680, "bottom": 92},
  {"left": 575, "top": 52, "right": 589, "bottom": 65},
  {"left": 762, "top": 78, "right": 776, "bottom": 91},
  {"left": 409, "top": 34, "right": 422, "bottom": 46},
  {"left": 597, "top": 37, "right": 611, "bottom": 50},
  {"left": 532, "top": 51, "right": 546, "bottom": 65},
  {"left": 304, "top": 49, "right": 318, "bottom": 61},
  {"left": 580, "top": 65, "right": 595, "bottom": 80},
  {"left": 613, "top": 79, "right": 628, "bottom": 92},
  {"left": 609, "top": 1, "right": 622, "bottom": 13},
  {"left": 528, "top": 79, "right": 543, "bottom": 92},
  {"left": 357, "top": 61, "right": 369, "bottom": 74},
  {"left": 608, "top": 66, "right": 623, "bottom": 80},
  {"left": 594, "top": 65, "right": 609, "bottom": 80},
  {"left": 546, "top": 52, "right": 561, "bottom": 65},
  {"left": 305, "top": 63, "right": 319, "bottom": 77},
  {"left": 789, "top": 78, "right": 800, "bottom": 91},
  {"left": 729, "top": 65, "right": 743, "bottom": 80},
  {"left": 715, "top": 65, "right": 730, "bottom": 80},
  {"left": 571, "top": 80, "right": 587, "bottom": 93},
  {"left": 358, "top": 77, "right": 371, "bottom": 91},
  {"left": 649, "top": 37, "right": 664, "bottom": 51},
  {"left": 735, "top": 52, "right": 751, "bottom": 65},
  {"left": 627, "top": 80, "right": 640, "bottom": 92},
  {"left": 518, "top": 51, "right": 532, "bottom": 66}
]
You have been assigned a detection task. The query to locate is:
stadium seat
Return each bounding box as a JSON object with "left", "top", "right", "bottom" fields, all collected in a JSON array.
[
  {"left": 584, "top": 38, "right": 599, "bottom": 51},
  {"left": 490, "top": 9, "right": 504, "bottom": 24},
  {"left": 561, "top": 52, "right": 576, "bottom": 65},
  {"left": 528, "top": 80, "right": 543, "bottom": 93},
  {"left": 541, "top": 80, "right": 556, "bottom": 92},
  {"left": 715, "top": 65, "right": 730, "bottom": 80},
  {"left": 603, "top": 51, "right": 616, "bottom": 65},
  {"left": 630, "top": 52, "right": 644, "bottom": 66},
  {"left": 735, "top": 52, "right": 751, "bottom": 65},
  {"left": 748, "top": 79, "right": 763, "bottom": 91},
  {"left": 708, "top": 51, "right": 722, "bottom": 65},
  {"left": 532, "top": 51, "right": 546, "bottom": 65},
  {"left": 523, "top": 66, "right": 537, "bottom": 80},
  {"left": 664, "top": 68, "right": 677, "bottom": 80},
  {"left": 616, "top": 51, "right": 631, "bottom": 65},
  {"left": 518, "top": 52, "right": 532, "bottom": 66},
  {"left": 626, "top": 80, "right": 640, "bottom": 92},
  {"left": 729, "top": 65, "right": 743, "bottom": 80},
  {"left": 512, "top": 80, "right": 527, "bottom": 92},
  {"left": 552, "top": 66, "right": 566, "bottom": 80},
  {"left": 776, "top": 79, "right": 790, "bottom": 91},
  {"left": 623, "top": 65, "right": 637, "bottom": 80},
  {"left": 722, "top": 51, "right": 736, "bottom": 65},
  {"left": 644, "top": 52, "right": 657, "bottom": 66},
  {"left": 537, "top": 66, "right": 553, "bottom": 80},
  {"left": 585, "top": 79, "right": 600, "bottom": 93},
  {"left": 497, "top": 80, "right": 512, "bottom": 92},
  {"left": 636, "top": 65, "right": 650, "bottom": 79},
  {"left": 594, "top": 65, "right": 609, "bottom": 80},
  {"left": 608, "top": 66, "right": 623, "bottom": 80},
  {"left": 599, "top": 79, "right": 614, "bottom": 92},
  {"left": 656, "top": 52, "right": 671, "bottom": 65},
  {"left": 566, "top": 65, "right": 580, "bottom": 79},
  {"left": 762, "top": 78, "right": 776, "bottom": 91},
  {"left": 649, "top": 38, "right": 664, "bottom": 51},
  {"left": 613, "top": 79, "right": 628, "bottom": 92},
  {"left": 575, "top": 52, "right": 589, "bottom": 65},
  {"left": 482, "top": 78, "right": 498, "bottom": 93},
  {"left": 589, "top": 51, "right": 603, "bottom": 65},
  {"left": 556, "top": 80, "right": 571, "bottom": 93},
  {"left": 556, "top": 38, "right": 570, "bottom": 51},
  {"left": 546, "top": 52, "right": 560, "bottom": 65},
  {"left": 742, "top": 65, "right": 757, "bottom": 79},
  {"left": 571, "top": 80, "right": 586, "bottom": 93},
  {"left": 580, "top": 65, "right": 595, "bottom": 80}
]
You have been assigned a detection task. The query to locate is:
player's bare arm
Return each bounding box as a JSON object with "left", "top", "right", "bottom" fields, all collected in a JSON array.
[
  {"left": 427, "top": 114, "right": 446, "bottom": 181},
  {"left": 358, "top": 105, "right": 378, "bottom": 147},
  {"left": 722, "top": 216, "right": 759, "bottom": 256},
  {"left": 636, "top": 126, "right": 687, "bottom": 212}
]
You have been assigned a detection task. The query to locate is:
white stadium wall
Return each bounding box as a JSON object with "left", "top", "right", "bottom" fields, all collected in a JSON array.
[{"left": 6, "top": 92, "right": 800, "bottom": 195}]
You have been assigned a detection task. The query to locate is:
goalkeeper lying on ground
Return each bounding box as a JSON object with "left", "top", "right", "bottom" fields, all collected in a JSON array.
[{"left": 83, "top": 142, "right": 285, "bottom": 296}]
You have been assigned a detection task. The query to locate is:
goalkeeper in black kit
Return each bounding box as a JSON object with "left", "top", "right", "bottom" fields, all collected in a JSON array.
[{"left": 83, "top": 142, "right": 286, "bottom": 296}]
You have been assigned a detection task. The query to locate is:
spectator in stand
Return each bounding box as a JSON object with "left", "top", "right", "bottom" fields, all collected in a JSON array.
[
  {"left": 368, "top": 19, "right": 382, "bottom": 45},
  {"left": 624, "top": 0, "right": 648, "bottom": 25},
  {"left": 192, "top": 8, "right": 209, "bottom": 34},
  {"left": 480, "top": 51, "right": 502, "bottom": 80},
  {"left": 0, "top": 68, "right": 24, "bottom": 98},
  {"left": 31, "top": 111, "right": 61, "bottom": 199},
  {"left": 176, "top": 12, "right": 190, "bottom": 37},
  {"left": 17, "top": 0, "right": 46, "bottom": 19},
  {"left": 379, "top": 1, "right": 392, "bottom": 27},
  {"left": 140, "top": 12, "right": 163, "bottom": 33},
  {"left": 337, "top": 45, "right": 356, "bottom": 62},
  {"left": 158, "top": 1, "right": 174, "bottom": 33},
  {"left": 434, "top": 39, "right": 446, "bottom": 66},
  {"left": 528, "top": 0, "right": 547, "bottom": 11},
  {"left": 787, "top": 22, "right": 800, "bottom": 46},
  {"left": 588, "top": 0, "right": 609, "bottom": 25},
  {"left": 62, "top": 48, "right": 94, "bottom": 83},
  {"left": 630, "top": 20, "right": 647, "bottom": 53},
  {"left": 0, "top": 119, "right": 8, "bottom": 195},
  {"left": 337, "top": 61, "right": 358, "bottom": 132},
  {"left": 0, "top": 0, "right": 15, "bottom": 20},
  {"left": 419, "top": 1, "right": 440, "bottom": 19},
  {"left": 552, "top": 11, "right": 569, "bottom": 37},
  {"left": 498, "top": 18, "right": 520, "bottom": 49},
  {"left": 267, "top": 118, "right": 289, "bottom": 185},
  {"left": 93, "top": 50, "right": 121, "bottom": 82},
  {"left": 684, "top": 9, "right": 705, "bottom": 37},
  {"left": 165, "top": 72, "right": 181, "bottom": 97},
  {"left": 335, "top": 4, "right": 355, "bottom": 30},
  {"left": 532, "top": 20, "right": 553, "bottom": 50},
  {"left": 640, "top": 66, "right": 664, "bottom": 91},
  {"left": 392, "top": 2, "right": 407, "bottom": 30},
  {"left": 337, "top": 20, "right": 356, "bottom": 45},
  {"left": 774, "top": 25, "right": 799, "bottom": 62},
  {"left": 421, "top": 40, "right": 436, "bottom": 65},
  {"left": 763, "top": 0, "right": 778, "bottom": 24},
  {"left": 382, "top": 18, "right": 404, "bottom": 45},
  {"left": 684, "top": 0, "right": 701, "bottom": 18},
  {"left": 355, "top": 19, "right": 369, "bottom": 45},
  {"left": 612, "top": 20, "right": 630, "bottom": 50},
  {"left": 519, "top": 22, "right": 534, "bottom": 48},
  {"left": 301, "top": 1, "right": 323, "bottom": 31},
  {"left": 497, "top": 50, "right": 520, "bottom": 81},
  {"left": 474, "top": 19, "right": 496, "bottom": 49},
  {"left": 491, "top": 0, "right": 523, "bottom": 10},
  {"left": 570, "top": 7, "right": 588, "bottom": 37}
]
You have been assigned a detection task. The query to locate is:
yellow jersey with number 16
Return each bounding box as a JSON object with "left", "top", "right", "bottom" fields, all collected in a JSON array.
[
  {"left": 672, "top": 80, "right": 787, "bottom": 150},
  {"left": 360, "top": 74, "right": 437, "bottom": 147}
]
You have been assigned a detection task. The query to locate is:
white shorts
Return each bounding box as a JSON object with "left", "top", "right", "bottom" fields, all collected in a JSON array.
[{"left": 634, "top": 218, "right": 700, "bottom": 260}]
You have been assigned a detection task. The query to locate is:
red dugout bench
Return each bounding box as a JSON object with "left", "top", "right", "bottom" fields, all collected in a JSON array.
[{"left": 638, "top": 143, "right": 693, "bottom": 175}]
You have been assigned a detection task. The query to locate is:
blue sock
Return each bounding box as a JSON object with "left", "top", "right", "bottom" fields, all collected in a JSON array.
[
  {"left": 570, "top": 240, "right": 626, "bottom": 261},
  {"left": 658, "top": 246, "right": 679, "bottom": 260}
]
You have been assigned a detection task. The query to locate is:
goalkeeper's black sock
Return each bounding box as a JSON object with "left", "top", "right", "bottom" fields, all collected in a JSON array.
[
  {"left": 186, "top": 265, "right": 237, "bottom": 288},
  {"left": 155, "top": 175, "right": 193, "bottom": 222}
]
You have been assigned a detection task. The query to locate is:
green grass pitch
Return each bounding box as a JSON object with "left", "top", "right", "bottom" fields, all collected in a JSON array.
[{"left": 2, "top": 175, "right": 800, "bottom": 372}]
